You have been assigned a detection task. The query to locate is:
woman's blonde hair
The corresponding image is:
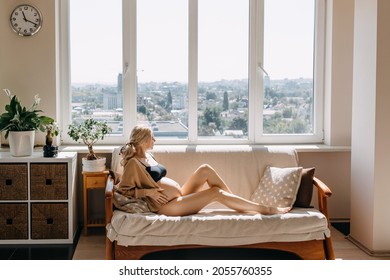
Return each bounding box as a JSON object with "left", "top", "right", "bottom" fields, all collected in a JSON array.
[{"left": 120, "top": 125, "right": 152, "bottom": 166}]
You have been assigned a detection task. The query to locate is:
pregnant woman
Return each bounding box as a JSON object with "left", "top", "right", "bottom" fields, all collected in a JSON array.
[{"left": 115, "top": 125, "right": 290, "bottom": 216}]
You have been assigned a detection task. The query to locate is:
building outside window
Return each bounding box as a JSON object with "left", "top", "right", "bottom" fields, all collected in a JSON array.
[{"left": 64, "top": 0, "right": 324, "bottom": 144}]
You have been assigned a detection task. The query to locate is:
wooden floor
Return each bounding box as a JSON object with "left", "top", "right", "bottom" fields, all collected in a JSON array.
[{"left": 72, "top": 226, "right": 390, "bottom": 260}]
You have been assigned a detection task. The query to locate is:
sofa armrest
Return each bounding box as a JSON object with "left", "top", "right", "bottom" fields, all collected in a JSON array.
[
  {"left": 313, "top": 177, "right": 332, "bottom": 220},
  {"left": 105, "top": 174, "right": 115, "bottom": 260},
  {"left": 105, "top": 175, "right": 115, "bottom": 224}
]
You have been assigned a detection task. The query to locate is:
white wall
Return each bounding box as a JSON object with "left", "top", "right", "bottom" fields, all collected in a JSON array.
[
  {"left": 0, "top": 0, "right": 58, "bottom": 145},
  {"left": 351, "top": 0, "right": 390, "bottom": 253},
  {"left": 324, "top": 0, "right": 354, "bottom": 147}
]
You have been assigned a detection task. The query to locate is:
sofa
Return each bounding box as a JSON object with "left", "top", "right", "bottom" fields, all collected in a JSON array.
[{"left": 105, "top": 145, "right": 334, "bottom": 260}]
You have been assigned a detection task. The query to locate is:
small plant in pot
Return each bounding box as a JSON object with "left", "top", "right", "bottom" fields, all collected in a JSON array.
[
  {"left": 67, "top": 118, "right": 112, "bottom": 172},
  {"left": 43, "top": 121, "right": 60, "bottom": 157},
  {"left": 0, "top": 88, "right": 55, "bottom": 156}
]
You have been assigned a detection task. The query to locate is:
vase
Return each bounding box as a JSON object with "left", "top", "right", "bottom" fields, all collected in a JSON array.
[
  {"left": 82, "top": 157, "right": 106, "bottom": 172},
  {"left": 45, "top": 130, "right": 53, "bottom": 146},
  {"left": 8, "top": 130, "right": 35, "bottom": 157}
]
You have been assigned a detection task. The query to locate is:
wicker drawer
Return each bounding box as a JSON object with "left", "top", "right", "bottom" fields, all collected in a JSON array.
[
  {"left": 0, "top": 164, "right": 28, "bottom": 200},
  {"left": 30, "top": 163, "right": 68, "bottom": 200},
  {"left": 31, "top": 203, "right": 68, "bottom": 239},
  {"left": 0, "top": 203, "right": 28, "bottom": 240}
]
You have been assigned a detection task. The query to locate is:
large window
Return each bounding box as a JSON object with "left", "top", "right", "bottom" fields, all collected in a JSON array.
[{"left": 64, "top": 0, "right": 324, "bottom": 144}]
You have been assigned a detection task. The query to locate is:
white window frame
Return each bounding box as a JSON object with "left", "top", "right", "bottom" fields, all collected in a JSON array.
[
  {"left": 254, "top": 0, "right": 325, "bottom": 144},
  {"left": 59, "top": 0, "right": 325, "bottom": 145}
]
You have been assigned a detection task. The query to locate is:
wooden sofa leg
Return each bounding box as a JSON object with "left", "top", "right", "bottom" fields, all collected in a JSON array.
[
  {"left": 105, "top": 236, "right": 113, "bottom": 260},
  {"left": 324, "top": 237, "right": 335, "bottom": 260}
]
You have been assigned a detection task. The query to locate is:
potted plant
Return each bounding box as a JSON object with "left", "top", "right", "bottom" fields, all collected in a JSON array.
[
  {"left": 0, "top": 89, "right": 55, "bottom": 156},
  {"left": 67, "top": 118, "right": 112, "bottom": 172}
]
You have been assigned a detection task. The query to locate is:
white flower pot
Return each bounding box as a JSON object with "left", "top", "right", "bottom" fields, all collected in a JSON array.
[
  {"left": 82, "top": 157, "right": 106, "bottom": 172},
  {"left": 8, "top": 131, "right": 35, "bottom": 157}
]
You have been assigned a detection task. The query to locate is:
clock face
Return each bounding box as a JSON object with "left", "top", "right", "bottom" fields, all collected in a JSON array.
[{"left": 10, "top": 4, "right": 42, "bottom": 37}]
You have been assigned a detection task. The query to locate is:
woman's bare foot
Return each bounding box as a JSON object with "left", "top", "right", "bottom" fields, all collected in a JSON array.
[
  {"left": 276, "top": 206, "right": 292, "bottom": 214},
  {"left": 258, "top": 205, "right": 292, "bottom": 215}
]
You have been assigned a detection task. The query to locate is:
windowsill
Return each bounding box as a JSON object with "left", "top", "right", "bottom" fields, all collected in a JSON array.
[
  {"left": 275, "top": 144, "right": 351, "bottom": 152},
  {"left": 0, "top": 144, "right": 350, "bottom": 154}
]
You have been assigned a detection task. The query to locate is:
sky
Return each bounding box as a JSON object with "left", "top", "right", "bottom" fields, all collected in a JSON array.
[{"left": 70, "top": 0, "right": 314, "bottom": 84}]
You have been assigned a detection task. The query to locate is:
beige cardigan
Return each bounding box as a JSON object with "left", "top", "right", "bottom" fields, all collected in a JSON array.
[{"left": 115, "top": 157, "right": 161, "bottom": 212}]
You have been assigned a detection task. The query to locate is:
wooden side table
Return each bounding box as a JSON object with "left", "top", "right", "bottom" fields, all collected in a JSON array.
[{"left": 82, "top": 170, "right": 109, "bottom": 235}]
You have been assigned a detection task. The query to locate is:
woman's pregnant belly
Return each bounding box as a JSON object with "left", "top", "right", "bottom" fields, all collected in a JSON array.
[{"left": 158, "top": 177, "right": 182, "bottom": 201}]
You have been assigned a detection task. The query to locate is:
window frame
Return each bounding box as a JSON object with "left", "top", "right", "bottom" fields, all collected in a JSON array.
[
  {"left": 255, "top": 0, "right": 325, "bottom": 144},
  {"left": 60, "top": 0, "right": 325, "bottom": 145}
]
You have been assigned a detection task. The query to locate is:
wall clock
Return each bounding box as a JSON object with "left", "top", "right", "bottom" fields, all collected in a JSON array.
[{"left": 10, "top": 4, "right": 43, "bottom": 37}]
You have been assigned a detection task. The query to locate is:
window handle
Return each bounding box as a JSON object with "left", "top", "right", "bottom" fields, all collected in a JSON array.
[
  {"left": 123, "top": 62, "right": 129, "bottom": 77},
  {"left": 257, "top": 63, "right": 269, "bottom": 77}
]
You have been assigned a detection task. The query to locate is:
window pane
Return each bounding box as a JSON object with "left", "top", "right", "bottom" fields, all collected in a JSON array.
[
  {"left": 69, "top": 0, "right": 123, "bottom": 134},
  {"left": 263, "top": 0, "right": 315, "bottom": 134},
  {"left": 136, "top": 0, "right": 188, "bottom": 139},
  {"left": 198, "top": 0, "right": 249, "bottom": 139}
]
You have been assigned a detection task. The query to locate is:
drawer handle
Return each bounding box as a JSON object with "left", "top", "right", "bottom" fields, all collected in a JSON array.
[
  {"left": 47, "top": 218, "right": 54, "bottom": 224},
  {"left": 6, "top": 218, "right": 13, "bottom": 225},
  {"left": 46, "top": 179, "right": 53, "bottom": 185},
  {"left": 5, "top": 179, "right": 12, "bottom": 185}
]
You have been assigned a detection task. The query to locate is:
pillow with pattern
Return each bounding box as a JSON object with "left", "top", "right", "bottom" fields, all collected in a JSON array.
[{"left": 251, "top": 166, "right": 303, "bottom": 208}]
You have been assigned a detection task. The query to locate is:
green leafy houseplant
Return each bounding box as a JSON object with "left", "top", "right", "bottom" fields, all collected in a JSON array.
[
  {"left": 0, "top": 89, "right": 55, "bottom": 138},
  {"left": 67, "top": 118, "right": 112, "bottom": 160}
]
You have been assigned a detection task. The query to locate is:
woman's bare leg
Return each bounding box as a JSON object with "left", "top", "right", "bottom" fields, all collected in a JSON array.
[
  {"left": 158, "top": 187, "right": 290, "bottom": 216},
  {"left": 158, "top": 187, "right": 221, "bottom": 216},
  {"left": 180, "top": 164, "right": 233, "bottom": 195}
]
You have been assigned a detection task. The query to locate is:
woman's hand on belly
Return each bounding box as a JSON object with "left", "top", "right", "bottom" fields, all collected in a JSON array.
[{"left": 158, "top": 177, "right": 182, "bottom": 201}]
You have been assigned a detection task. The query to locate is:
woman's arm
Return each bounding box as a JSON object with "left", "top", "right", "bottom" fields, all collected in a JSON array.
[{"left": 117, "top": 158, "right": 169, "bottom": 208}]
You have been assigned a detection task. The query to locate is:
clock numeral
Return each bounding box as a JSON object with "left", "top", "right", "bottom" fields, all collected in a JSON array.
[
  {"left": 24, "top": 6, "right": 28, "bottom": 10},
  {"left": 14, "top": 12, "right": 19, "bottom": 16}
]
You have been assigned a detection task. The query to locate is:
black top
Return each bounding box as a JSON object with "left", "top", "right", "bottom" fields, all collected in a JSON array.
[{"left": 146, "top": 164, "right": 167, "bottom": 182}]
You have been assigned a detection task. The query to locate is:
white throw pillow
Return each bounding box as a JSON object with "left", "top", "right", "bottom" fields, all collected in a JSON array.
[{"left": 251, "top": 166, "right": 303, "bottom": 208}]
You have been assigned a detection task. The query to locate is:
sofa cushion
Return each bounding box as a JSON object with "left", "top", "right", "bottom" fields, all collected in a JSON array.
[
  {"left": 294, "top": 167, "right": 315, "bottom": 208},
  {"left": 250, "top": 166, "right": 303, "bottom": 208},
  {"left": 106, "top": 208, "right": 330, "bottom": 246}
]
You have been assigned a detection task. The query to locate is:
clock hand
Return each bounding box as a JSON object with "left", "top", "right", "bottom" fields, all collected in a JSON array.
[
  {"left": 22, "top": 11, "right": 27, "bottom": 21},
  {"left": 26, "top": 19, "right": 37, "bottom": 27}
]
